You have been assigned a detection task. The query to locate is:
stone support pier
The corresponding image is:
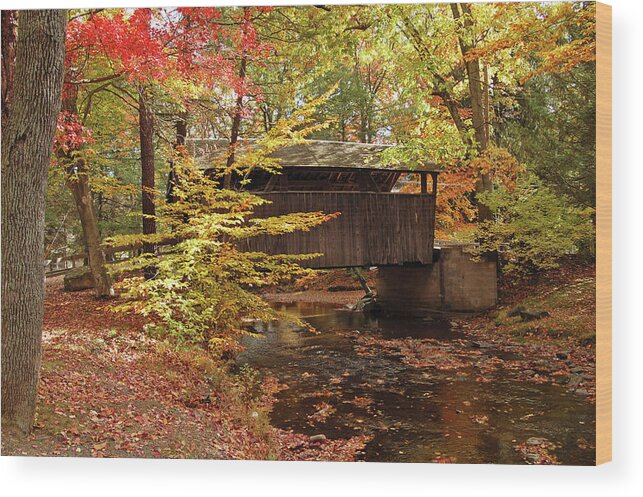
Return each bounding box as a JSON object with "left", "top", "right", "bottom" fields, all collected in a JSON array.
[{"left": 376, "top": 245, "right": 497, "bottom": 315}]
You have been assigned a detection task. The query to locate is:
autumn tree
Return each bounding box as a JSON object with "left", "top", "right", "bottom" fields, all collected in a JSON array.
[
  {"left": 109, "top": 96, "right": 336, "bottom": 356},
  {"left": 387, "top": 1, "right": 596, "bottom": 224},
  {"left": 55, "top": 71, "right": 114, "bottom": 297},
  {"left": 1, "top": 9, "right": 67, "bottom": 433},
  {"left": 60, "top": 8, "right": 263, "bottom": 271},
  {"left": 475, "top": 174, "right": 595, "bottom": 274},
  {"left": 61, "top": 9, "right": 174, "bottom": 275}
]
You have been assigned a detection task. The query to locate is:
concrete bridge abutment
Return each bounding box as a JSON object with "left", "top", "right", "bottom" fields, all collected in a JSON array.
[{"left": 376, "top": 245, "right": 498, "bottom": 315}]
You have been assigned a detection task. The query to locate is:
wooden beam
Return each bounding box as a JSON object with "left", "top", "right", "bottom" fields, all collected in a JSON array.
[
  {"left": 367, "top": 172, "right": 382, "bottom": 192},
  {"left": 278, "top": 173, "right": 289, "bottom": 191},
  {"left": 430, "top": 172, "right": 439, "bottom": 195},
  {"left": 263, "top": 174, "right": 277, "bottom": 192}
]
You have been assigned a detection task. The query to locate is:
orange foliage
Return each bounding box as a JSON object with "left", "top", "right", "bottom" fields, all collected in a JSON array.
[
  {"left": 419, "top": 148, "right": 523, "bottom": 239},
  {"left": 465, "top": 3, "right": 595, "bottom": 83}
]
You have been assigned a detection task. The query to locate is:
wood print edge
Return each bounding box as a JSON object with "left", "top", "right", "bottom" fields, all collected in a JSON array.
[{"left": 595, "top": 1, "right": 612, "bottom": 465}]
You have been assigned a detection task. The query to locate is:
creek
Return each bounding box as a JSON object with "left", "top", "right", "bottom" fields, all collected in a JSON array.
[{"left": 238, "top": 301, "right": 595, "bottom": 464}]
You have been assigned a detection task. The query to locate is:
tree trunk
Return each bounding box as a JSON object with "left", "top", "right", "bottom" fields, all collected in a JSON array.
[
  {"left": 224, "top": 6, "right": 252, "bottom": 189},
  {"left": 66, "top": 159, "right": 114, "bottom": 297},
  {"left": 359, "top": 109, "right": 368, "bottom": 143},
  {"left": 451, "top": 3, "right": 493, "bottom": 221},
  {"left": 350, "top": 267, "right": 372, "bottom": 296},
  {"left": 138, "top": 88, "right": 156, "bottom": 272},
  {"left": 224, "top": 55, "right": 247, "bottom": 189},
  {"left": 483, "top": 63, "right": 490, "bottom": 144},
  {"left": 167, "top": 111, "right": 187, "bottom": 203},
  {"left": 1, "top": 10, "right": 17, "bottom": 123},
  {"left": 175, "top": 111, "right": 188, "bottom": 148},
  {"left": 61, "top": 81, "right": 113, "bottom": 298},
  {"left": 1, "top": 9, "right": 67, "bottom": 433}
]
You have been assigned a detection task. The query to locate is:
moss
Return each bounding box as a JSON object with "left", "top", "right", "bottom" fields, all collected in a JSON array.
[
  {"left": 492, "top": 276, "right": 595, "bottom": 346},
  {"left": 34, "top": 403, "right": 75, "bottom": 435}
]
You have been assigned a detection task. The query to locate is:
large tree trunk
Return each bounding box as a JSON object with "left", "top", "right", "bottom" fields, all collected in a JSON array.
[
  {"left": 451, "top": 3, "right": 493, "bottom": 221},
  {"left": 1, "top": 9, "right": 67, "bottom": 434},
  {"left": 138, "top": 88, "right": 156, "bottom": 276},
  {"left": 61, "top": 82, "right": 113, "bottom": 298},
  {"left": 1, "top": 10, "right": 17, "bottom": 123}
]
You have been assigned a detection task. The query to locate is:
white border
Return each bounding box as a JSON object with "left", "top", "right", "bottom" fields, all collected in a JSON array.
[{"left": 1, "top": 1, "right": 641, "bottom": 495}]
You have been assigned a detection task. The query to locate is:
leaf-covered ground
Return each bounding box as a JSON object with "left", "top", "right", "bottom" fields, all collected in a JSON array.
[
  {"left": 2, "top": 263, "right": 594, "bottom": 464},
  {"left": 486, "top": 260, "right": 596, "bottom": 345},
  {"left": 1, "top": 278, "right": 370, "bottom": 461},
  {"left": 464, "top": 262, "right": 596, "bottom": 403}
]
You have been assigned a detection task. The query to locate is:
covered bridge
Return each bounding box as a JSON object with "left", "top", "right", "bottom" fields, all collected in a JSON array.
[{"left": 188, "top": 139, "right": 441, "bottom": 269}]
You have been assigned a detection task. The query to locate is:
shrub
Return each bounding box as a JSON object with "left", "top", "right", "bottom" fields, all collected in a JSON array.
[
  {"left": 109, "top": 98, "right": 337, "bottom": 356},
  {"left": 475, "top": 175, "right": 595, "bottom": 275}
]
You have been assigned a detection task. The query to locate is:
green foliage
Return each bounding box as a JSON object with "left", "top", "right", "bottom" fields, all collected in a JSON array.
[
  {"left": 475, "top": 175, "right": 595, "bottom": 275},
  {"left": 108, "top": 105, "right": 337, "bottom": 357},
  {"left": 499, "top": 63, "right": 596, "bottom": 208}
]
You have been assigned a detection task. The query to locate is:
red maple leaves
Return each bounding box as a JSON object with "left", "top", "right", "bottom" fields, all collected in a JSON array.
[
  {"left": 57, "top": 7, "right": 273, "bottom": 150},
  {"left": 54, "top": 110, "right": 94, "bottom": 152}
]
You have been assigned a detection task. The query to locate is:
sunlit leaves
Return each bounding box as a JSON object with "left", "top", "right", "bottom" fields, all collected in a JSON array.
[
  {"left": 108, "top": 97, "right": 335, "bottom": 357},
  {"left": 474, "top": 174, "right": 595, "bottom": 274}
]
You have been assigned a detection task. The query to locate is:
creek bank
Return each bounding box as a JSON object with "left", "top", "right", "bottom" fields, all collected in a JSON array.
[{"left": 1, "top": 278, "right": 368, "bottom": 461}]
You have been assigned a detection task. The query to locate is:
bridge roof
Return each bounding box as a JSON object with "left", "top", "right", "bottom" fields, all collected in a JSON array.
[{"left": 187, "top": 138, "right": 441, "bottom": 173}]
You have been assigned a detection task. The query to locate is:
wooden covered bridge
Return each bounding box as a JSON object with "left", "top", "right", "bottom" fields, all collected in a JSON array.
[{"left": 189, "top": 139, "right": 440, "bottom": 269}]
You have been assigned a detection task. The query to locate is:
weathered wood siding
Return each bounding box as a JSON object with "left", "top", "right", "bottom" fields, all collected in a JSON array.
[{"left": 244, "top": 192, "right": 436, "bottom": 268}]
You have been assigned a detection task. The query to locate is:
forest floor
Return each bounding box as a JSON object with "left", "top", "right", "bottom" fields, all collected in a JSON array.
[
  {"left": 471, "top": 260, "right": 596, "bottom": 348},
  {"left": 0, "top": 277, "right": 369, "bottom": 460},
  {"left": 459, "top": 261, "right": 596, "bottom": 404},
  {"left": 2, "top": 262, "right": 594, "bottom": 461}
]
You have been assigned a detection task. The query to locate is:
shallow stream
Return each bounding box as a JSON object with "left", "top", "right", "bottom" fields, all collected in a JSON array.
[{"left": 238, "top": 302, "right": 595, "bottom": 464}]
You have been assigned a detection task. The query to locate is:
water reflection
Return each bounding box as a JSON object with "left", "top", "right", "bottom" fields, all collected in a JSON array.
[{"left": 238, "top": 302, "right": 595, "bottom": 464}]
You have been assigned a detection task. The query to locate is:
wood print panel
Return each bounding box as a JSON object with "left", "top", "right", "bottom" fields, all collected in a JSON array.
[{"left": 596, "top": 1, "right": 612, "bottom": 465}]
